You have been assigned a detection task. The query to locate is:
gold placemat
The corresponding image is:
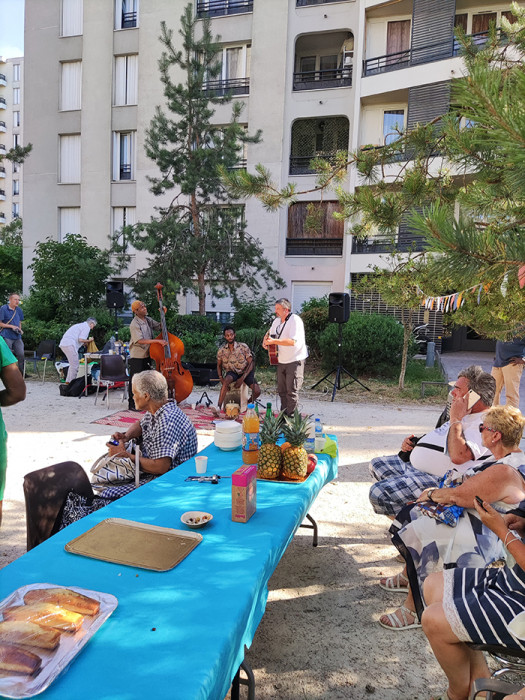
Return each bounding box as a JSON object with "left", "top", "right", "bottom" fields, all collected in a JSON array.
[{"left": 65, "top": 518, "right": 202, "bottom": 571}]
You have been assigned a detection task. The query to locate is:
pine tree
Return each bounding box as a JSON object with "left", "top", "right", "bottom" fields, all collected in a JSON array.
[{"left": 113, "top": 5, "right": 283, "bottom": 313}]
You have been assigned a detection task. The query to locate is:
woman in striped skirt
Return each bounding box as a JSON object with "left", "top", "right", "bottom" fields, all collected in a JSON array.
[{"left": 422, "top": 500, "right": 525, "bottom": 700}]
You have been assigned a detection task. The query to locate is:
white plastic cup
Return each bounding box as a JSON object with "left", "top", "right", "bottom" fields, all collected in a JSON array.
[{"left": 195, "top": 456, "right": 208, "bottom": 474}]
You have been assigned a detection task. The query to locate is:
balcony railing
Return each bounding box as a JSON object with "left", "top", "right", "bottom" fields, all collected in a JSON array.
[
  {"left": 202, "top": 77, "right": 250, "bottom": 97},
  {"left": 0, "top": 167, "right": 5, "bottom": 177},
  {"left": 352, "top": 233, "right": 427, "bottom": 254},
  {"left": 297, "top": 0, "right": 348, "bottom": 6},
  {"left": 0, "top": 213, "right": 6, "bottom": 223},
  {"left": 293, "top": 66, "right": 352, "bottom": 91},
  {"left": 196, "top": 0, "right": 253, "bottom": 18},
  {"left": 0, "top": 74, "right": 6, "bottom": 84},
  {"left": 0, "top": 190, "right": 5, "bottom": 199},
  {"left": 289, "top": 153, "right": 339, "bottom": 175},
  {"left": 363, "top": 30, "right": 499, "bottom": 77},
  {"left": 121, "top": 11, "right": 137, "bottom": 28},
  {"left": 119, "top": 164, "right": 132, "bottom": 180},
  {"left": 0, "top": 122, "right": 5, "bottom": 131},
  {"left": 286, "top": 237, "right": 343, "bottom": 256},
  {"left": 0, "top": 144, "right": 5, "bottom": 152},
  {"left": 0, "top": 98, "right": 6, "bottom": 108}
]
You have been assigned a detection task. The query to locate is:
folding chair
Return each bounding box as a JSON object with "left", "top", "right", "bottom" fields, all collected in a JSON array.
[
  {"left": 471, "top": 677, "right": 524, "bottom": 698},
  {"left": 24, "top": 339, "right": 56, "bottom": 383},
  {"left": 94, "top": 354, "right": 128, "bottom": 409},
  {"left": 23, "top": 461, "right": 94, "bottom": 550}
]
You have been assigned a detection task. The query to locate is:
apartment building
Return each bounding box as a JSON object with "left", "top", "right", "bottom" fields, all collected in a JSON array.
[
  {"left": 22, "top": 0, "right": 521, "bottom": 337},
  {"left": 0, "top": 56, "right": 24, "bottom": 228}
]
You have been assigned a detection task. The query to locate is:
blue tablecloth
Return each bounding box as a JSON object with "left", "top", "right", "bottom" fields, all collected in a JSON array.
[{"left": 0, "top": 440, "right": 338, "bottom": 700}]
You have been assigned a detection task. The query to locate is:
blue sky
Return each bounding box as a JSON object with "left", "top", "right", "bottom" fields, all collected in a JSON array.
[{"left": 0, "top": 0, "right": 24, "bottom": 58}]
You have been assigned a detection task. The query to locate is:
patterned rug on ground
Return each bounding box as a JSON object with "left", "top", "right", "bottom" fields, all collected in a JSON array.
[{"left": 91, "top": 403, "right": 233, "bottom": 434}]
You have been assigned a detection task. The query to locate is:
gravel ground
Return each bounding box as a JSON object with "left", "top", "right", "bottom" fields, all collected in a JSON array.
[{"left": 0, "top": 378, "right": 448, "bottom": 699}]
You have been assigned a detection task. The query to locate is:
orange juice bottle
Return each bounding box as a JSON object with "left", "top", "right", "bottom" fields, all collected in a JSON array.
[{"left": 242, "top": 403, "right": 260, "bottom": 464}]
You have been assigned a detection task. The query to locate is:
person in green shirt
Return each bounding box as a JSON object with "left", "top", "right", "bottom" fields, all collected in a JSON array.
[{"left": 0, "top": 336, "right": 26, "bottom": 527}]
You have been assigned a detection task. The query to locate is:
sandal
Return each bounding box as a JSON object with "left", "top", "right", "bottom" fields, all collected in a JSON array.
[
  {"left": 378, "top": 605, "right": 421, "bottom": 631},
  {"left": 379, "top": 572, "right": 409, "bottom": 593}
]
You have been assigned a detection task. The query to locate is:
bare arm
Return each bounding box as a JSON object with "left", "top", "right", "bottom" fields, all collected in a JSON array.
[
  {"left": 0, "top": 363, "right": 26, "bottom": 406},
  {"left": 447, "top": 391, "right": 475, "bottom": 464},
  {"left": 418, "top": 464, "right": 525, "bottom": 508}
]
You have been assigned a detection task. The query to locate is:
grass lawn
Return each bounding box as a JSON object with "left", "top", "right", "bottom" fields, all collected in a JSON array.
[{"left": 254, "top": 359, "right": 449, "bottom": 406}]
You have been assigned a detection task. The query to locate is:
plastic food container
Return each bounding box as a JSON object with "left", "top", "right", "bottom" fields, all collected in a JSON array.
[{"left": 214, "top": 421, "right": 242, "bottom": 451}]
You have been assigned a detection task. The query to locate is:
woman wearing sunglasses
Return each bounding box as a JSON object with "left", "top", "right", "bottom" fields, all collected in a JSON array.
[{"left": 378, "top": 406, "right": 525, "bottom": 635}]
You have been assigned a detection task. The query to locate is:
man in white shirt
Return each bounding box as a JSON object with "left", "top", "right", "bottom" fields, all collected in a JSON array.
[
  {"left": 263, "top": 298, "right": 308, "bottom": 416},
  {"left": 59, "top": 318, "right": 97, "bottom": 384},
  {"left": 369, "top": 365, "right": 496, "bottom": 517}
]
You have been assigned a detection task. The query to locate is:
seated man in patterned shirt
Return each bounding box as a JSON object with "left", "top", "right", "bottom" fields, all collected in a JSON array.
[
  {"left": 102, "top": 370, "right": 198, "bottom": 499},
  {"left": 216, "top": 327, "right": 261, "bottom": 411}
]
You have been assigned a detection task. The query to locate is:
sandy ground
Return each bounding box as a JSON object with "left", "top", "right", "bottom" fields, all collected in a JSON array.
[{"left": 0, "top": 377, "right": 451, "bottom": 699}]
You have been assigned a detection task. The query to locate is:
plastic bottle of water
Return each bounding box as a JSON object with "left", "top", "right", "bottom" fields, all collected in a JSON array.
[
  {"left": 304, "top": 419, "right": 315, "bottom": 453},
  {"left": 314, "top": 417, "right": 324, "bottom": 452},
  {"left": 110, "top": 335, "right": 116, "bottom": 353}
]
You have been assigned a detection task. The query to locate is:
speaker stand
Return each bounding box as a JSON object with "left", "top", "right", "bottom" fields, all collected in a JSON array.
[{"left": 310, "top": 323, "right": 370, "bottom": 401}]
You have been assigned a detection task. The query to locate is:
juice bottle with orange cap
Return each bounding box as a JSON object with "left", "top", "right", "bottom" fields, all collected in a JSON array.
[{"left": 242, "top": 403, "right": 260, "bottom": 464}]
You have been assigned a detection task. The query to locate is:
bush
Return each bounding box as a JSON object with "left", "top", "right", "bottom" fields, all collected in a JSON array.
[
  {"left": 234, "top": 327, "right": 270, "bottom": 367},
  {"left": 301, "top": 306, "right": 330, "bottom": 359},
  {"left": 233, "top": 297, "right": 273, "bottom": 331},
  {"left": 170, "top": 314, "right": 221, "bottom": 336},
  {"left": 300, "top": 295, "right": 330, "bottom": 313},
  {"left": 318, "top": 313, "right": 408, "bottom": 375},
  {"left": 180, "top": 331, "right": 221, "bottom": 364},
  {"left": 21, "top": 319, "right": 69, "bottom": 351}
]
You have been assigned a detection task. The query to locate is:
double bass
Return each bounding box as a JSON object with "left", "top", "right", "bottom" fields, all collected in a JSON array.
[{"left": 149, "top": 283, "right": 194, "bottom": 403}]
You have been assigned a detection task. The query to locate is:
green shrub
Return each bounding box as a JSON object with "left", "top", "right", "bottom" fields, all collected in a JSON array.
[
  {"left": 300, "top": 295, "right": 330, "bottom": 313},
  {"left": 233, "top": 297, "right": 273, "bottom": 330},
  {"left": 318, "top": 313, "right": 408, "bottom": 375},
  {"left": 170, "top": 314, "right": 221, "bottom": 336},
  {"left": 301, "top": 306, "right": 330, "bottom": 359},
  {"left": 180, "top": 331, "right": 221, "bottom": 364},
  {"left": 21, "top": 319, "right": 69, "bottom": 352},
  {"left": 235, "top": 327, "right": 270, "bottom": 367}
]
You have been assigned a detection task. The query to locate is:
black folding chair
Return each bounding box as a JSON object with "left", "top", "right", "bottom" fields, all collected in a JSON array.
[
  {"left": 24, "top": 339, "right": 56, "bottom": 383},
  {"left": 94, "top": 354, "right": 128, "bottom": 409}
]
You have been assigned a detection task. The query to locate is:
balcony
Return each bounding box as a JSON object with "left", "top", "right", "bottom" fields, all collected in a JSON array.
[
  {"left": 119, "top": 164, "right": 132, "bottom": 181},
  {"left": 289, "top": 153, "right": 341, "bottom": 175},
  {"left": 0, "top": 213, "right": 6, "bottom": 224},
  {"left": 202, "top": 77, "right": 249, "bottom": 97},
  {"left": 0, "top": 98, "right": 6, "bottom": 110},
  {"left": 0, "top": 74, "right": 6, "bottom": 87},
  {"left": 0, "top": 190, "right": 5, "bottom": 200},
  {"left": 351, "top": 233, "right": 427, "bottom": 254},
  {"left": 363, "top": 30, "right": 499, "bottom": 77},
  {"left": 286, "top": 237, "right": 343, "bottom": 255},
  {"left": 297, "top": 0, "right": 348, "bottom": 6},
  {"left": 0, "top": 121, "right": 5, "bottom": 132},
  {"left": 0, "top": 167, "right": 5, "bottom": 178},
  {"left": 196, "top": 0, "right": 253, "bottom": 18},
  {"left": 0, "top": 144, "right": 5, "bottom": 153},
  {"left": 293, "top": 66, "right": 352, "bottom": 91}
]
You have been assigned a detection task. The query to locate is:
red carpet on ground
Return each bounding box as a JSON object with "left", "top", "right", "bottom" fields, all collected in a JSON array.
[{"left": 91, "top": 404, "right": 238, "bottom": 434}]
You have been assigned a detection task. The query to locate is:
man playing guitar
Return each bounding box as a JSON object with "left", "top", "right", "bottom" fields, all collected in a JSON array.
[{"left": 263, "top": 298, "right": 307, "bottom": 416}]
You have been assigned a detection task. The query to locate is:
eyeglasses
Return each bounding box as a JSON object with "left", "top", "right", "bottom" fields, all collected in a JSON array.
[{"left": 479, "top": 424, "right": 499, "bottom": 434}]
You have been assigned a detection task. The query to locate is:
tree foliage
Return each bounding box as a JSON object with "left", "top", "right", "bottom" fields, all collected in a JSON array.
[
  {"left": 112, "top": 4, "right": 284, "bottom": 313},
  {"left": 26, "top": 235, "right": 112, "bottom": 323},
  {"left": 0, "top": 219, "right": 23, "bottom": 300}
]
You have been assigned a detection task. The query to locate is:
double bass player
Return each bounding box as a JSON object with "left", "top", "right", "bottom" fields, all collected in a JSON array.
[{"left": 128, "top": 300, "right": 167, "bottom": 411}]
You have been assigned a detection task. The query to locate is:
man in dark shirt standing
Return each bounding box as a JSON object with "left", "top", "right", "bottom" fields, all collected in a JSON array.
[
  {"left": 491, "top": 337, "right": 525, "bottom": 408},
  {"left": 0, "top": 293, "right": 24, "bottom": 374}
]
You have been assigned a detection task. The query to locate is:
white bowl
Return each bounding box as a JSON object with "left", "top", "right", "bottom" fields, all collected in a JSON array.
[
  {"left": 214, "top": 420, "right": 242, "bottom": 434},
  {"left": 181, "top": 511, "right": 213, "bottom": 529},
  {"left": 214, "top": 434, "right": 242, "bottom": 451}
]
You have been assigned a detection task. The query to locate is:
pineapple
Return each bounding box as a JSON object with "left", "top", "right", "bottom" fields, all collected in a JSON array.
[
  {"left": 281, "top": 410, "right": 312, "bottom": 480},
  {"left": 257, "top": 411, "right": 285, "bottom": 479}
]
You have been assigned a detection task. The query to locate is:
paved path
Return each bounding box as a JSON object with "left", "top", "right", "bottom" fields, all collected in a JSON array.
[{"left": 440, "top": 350, "right": 525, "bottom": 415}]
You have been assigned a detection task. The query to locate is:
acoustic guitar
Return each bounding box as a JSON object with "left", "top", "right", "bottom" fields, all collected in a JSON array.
[{"left": 267, "top": 339, "right": 279, "bottom": 366}]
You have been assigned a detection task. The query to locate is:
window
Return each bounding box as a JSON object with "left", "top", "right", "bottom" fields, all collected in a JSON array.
[
  {"left": 114, "top": 55, "right": 138, "bottom": 106},
  {"left": 59, "top": 134, "right": 81, "bottom": 183},
  {"left": 12, "top": 203, "right": 19, "bottom": 219},
  {"left": 112, "top": 131, "right": 135, "bottom": 180},
  {"left": 12, "top": 64, "right": 20, "bottom": 82},
  {"left": 61, "top": 0, "right": 83, "bottom": 36},
  {"left": 115, "top": 0, "right": 138, "bottom": 30},
  {"left": 13, "top": 111, "right": 20, "bottom": 128},
  {"left": 13, "top": 88, "right": 20, "bottom": 105},
  {"left": 290, "top": 117, "right": 349, "bottom": 174},
  {"left": 13, "top": 134, "right": 20, "bottom": 148},
  {"left": 13, "top": 162, "right": 20, "bottom": 174},
  {"left": 383, "top": 110, "right": 404, "bottom": 145},
  {"left": 13, "top": 180, "right": 19, "bottom": 196},
  {"left": 205, "top": 45, "right": 251, "bottom": 96},
  {"left": 112, "top": 206, "right": 136, "bottom": 244},
  {"left": 59, "top": 207, "right": 81, "bottom": 241},
  {"left": 60, "top": 61, "right": 82, "bottom": 111}
]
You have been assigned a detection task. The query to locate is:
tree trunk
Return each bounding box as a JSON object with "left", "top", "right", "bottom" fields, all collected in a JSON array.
[
  {"left": 398, "top": 308, "right": 413, "bottom": 390},
  {"left": 197, "top": 271, "right": 206, "bottom": 315}
]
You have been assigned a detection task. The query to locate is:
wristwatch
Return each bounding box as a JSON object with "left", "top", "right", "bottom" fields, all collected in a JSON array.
[{"left": 427, "top": 488, "right": 437, "bottom": 503}]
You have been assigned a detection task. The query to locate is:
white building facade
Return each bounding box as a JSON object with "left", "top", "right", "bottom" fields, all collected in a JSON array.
[
  {"left": 0, "top": 56, "right": 24, "bottom": 228},
  {"left": 22, "top": 0, "right": 521, "bottom": 331}
]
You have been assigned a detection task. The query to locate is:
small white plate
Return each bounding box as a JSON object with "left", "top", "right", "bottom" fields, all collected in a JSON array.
[{"left": 181, "top": 511, "right": 213, "bottom": 529}]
